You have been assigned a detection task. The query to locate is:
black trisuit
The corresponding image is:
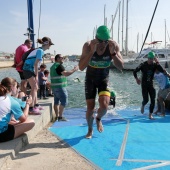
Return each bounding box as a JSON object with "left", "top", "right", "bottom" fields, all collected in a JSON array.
[
  {"left": 133, "top": 61, "right": 164, "bottom": 113},
  {"left": 85, "top": 44, "right": 112, "bottom": 100}
]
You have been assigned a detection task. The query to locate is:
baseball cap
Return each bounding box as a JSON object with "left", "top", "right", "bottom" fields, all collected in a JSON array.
[
  {"left": 148, "top": 51, "right": 155, "bottom": 59},
  {"left": 42, "top": 37, "right": 54, "bottom": 45},
  {"left": 96, "top": 25, "right": 110, "bottom": 40}
]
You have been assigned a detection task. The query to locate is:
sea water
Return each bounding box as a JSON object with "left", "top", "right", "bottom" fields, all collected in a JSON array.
[{"left": 0, "top": 61, "right": 159, "bottom": 111}]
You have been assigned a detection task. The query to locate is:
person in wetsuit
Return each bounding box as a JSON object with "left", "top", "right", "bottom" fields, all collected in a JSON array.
[
  {"left": 133, "top": 51, "right": 164, "bottom": 119},
  {"left": 109, "top": 91, "right": 116, "bottom": 108},
  {"left": 79, "top": 25, "right": 124, "bottom": 139}
]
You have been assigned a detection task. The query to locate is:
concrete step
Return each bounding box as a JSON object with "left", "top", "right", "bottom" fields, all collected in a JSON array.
[{"left": 0, "top": 98, "right": 54, "bottom": 168}]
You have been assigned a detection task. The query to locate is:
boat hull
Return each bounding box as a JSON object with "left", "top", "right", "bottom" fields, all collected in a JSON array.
[{"left": 123, "top": 59, "right": 170, "bottom": 70}]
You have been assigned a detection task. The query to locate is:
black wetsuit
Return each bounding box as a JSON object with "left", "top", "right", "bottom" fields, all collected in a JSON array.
[
  {"left": 133, "top": 61, "right": 164, "bottom": 113},
  {"left": 85, "top": 44, "right": 112, "bottom": 99}
]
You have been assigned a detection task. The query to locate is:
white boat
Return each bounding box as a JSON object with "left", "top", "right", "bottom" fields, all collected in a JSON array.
[{"left": 123, "top": 47, "right": 170, "bottom": 70}]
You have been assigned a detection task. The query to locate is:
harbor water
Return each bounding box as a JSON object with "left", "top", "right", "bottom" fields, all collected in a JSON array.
[{"left": 0, "top": 61, "right": 159, "bottom": 112}]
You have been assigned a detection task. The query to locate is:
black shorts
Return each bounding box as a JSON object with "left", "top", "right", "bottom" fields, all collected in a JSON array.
[
  {"left": 23, "top": 70, "right": 36, "bottom": 79},
  {"left": 0, "top": 124, "right": 15, "bottom": 143},
  {"left": 85, "top": 75, "right": 109, "bottom": 100},
  {"left": 18, "top": 71, "right": 26, "bottom": 80}
]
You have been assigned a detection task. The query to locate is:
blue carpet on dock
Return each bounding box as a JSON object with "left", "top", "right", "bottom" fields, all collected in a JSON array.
[{"left": 49, "top": 107, "right": 170, "bottom": 170}]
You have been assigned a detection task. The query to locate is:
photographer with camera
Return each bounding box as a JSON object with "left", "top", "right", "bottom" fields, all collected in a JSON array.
[{"left": 0, "top": 77, "right": 35, "bottom": 143}]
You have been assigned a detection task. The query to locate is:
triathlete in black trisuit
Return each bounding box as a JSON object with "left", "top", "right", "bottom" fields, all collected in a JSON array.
[{"left": 133, "top": 51, "right": 164, "bottom": 119}]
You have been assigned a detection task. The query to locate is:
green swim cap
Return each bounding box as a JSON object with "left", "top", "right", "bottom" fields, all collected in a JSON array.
[
  {"left": 110, "top": 91, "right": 116, "bottom": 97},
  {"left": 96, "top": 25, "right": 110, "bottom": 40},
  {"left": 148, "top": 51, "right": 155, "bottom": 59}
]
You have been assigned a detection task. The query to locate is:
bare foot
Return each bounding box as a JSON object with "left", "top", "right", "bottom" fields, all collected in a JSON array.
[
  {"left": 96, "top": 118, "right": 103, "bottom": 133},
  {"left": 153, "top": 110, "right": 158, "bottom": 115},
  {"left": 85, "top": 129, "right": 93, "bottom": 139},
  {"left": 159, "top": 113, "right": 165, "bottom": 117},
  {"left": 149, "top": 113, "right": 155, "bottom": 120},
  {"left": 154, "top": 109, "right": 161, "bottom": 115}
]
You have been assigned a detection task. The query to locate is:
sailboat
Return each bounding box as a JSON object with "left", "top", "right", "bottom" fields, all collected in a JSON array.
[
  {"left": 123, "top": 42, "right": 170, "bottom": 70},
  {"left": 122, "top": 0, "right": 170, "bottom": 70}
]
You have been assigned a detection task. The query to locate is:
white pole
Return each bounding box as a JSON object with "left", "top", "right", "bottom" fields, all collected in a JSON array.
[
  {"left": 118, "top": 1, "right": 121, "bottom": 44},
  {"left": 165, "top": 19, "right": 167, "bottom": 48},
  {"left": 111, "top": 15, "right": 113, "bottom": 39},
  {"left": 125, "top": 0, "right": 128, "bottom": 56},
  {"left": 137, "top": 33, "right": 139, "bottom": 53},
  {"left": 104, "top": 4, "right": 106, "bottom": 25},
  {"left": 122, "top": 0, "right": 124, "bottom": 53}
]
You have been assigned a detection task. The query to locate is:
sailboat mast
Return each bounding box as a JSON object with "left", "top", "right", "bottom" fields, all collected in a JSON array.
[
  {"left": 125, "top": 0, "right": 128, "bottom": 56},
  {"left": 165, "top": 19, "right": 167, "bottom": 48},
  {"left": 138, "top": 0, "right": 160, "bottom": 57},
  {"left": 121, "top": 0, "right": 124, "bottom": 53},
  {"left": 110, "top": 1, "right": 120, "bottom": 39},
  {"left": 111, "top": 15, "right": 113, "bottom": 39},
  {"left": 104, "top": 4, "right": 106, "bottom": 25},
  {"left": 118, "top": 1, "right": 121, "bottom": 44},
  {"left": 137, "top": 33, "right": 139, "bottom": 53},
  {"left": 93, "top": 27, "right": 96, "bottom": 39}
]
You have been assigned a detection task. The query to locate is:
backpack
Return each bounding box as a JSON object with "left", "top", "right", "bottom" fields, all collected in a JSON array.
[
  {"left": 21, "top": 48, "right": 36, "bottom": 70},
  {"left": 22, "top": 48, "right": 35, "bottom": 62}
]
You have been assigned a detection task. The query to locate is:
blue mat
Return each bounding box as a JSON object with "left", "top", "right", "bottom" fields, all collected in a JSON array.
[{"left": 49, "top": 107, "right": 170, "bottom": 170}]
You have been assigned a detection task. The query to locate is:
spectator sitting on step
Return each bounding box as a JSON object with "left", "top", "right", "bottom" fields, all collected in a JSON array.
[
  {"left": 10, "top": 82, "right": 27, "bottom": 124},
  {"left": 12, "top": 82, "right": 26, "bottom": 98},
  {"left": 0, "top": 77, "right": 35, "bottom": 143}
]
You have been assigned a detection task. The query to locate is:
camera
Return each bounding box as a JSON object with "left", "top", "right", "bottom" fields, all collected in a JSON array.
[{"left": 22, "top": 96, "right": 28, "bottom": 101}]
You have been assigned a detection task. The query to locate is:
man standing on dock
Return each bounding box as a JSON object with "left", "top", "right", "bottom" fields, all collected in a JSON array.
[
  {"left": 79, "top": 25, "right": 124, "bottom": 139},
  {"left": 14, "top": 39, "right": 33, "bottom": 93},
  {"left": 50, "top": 54, "right": 79, "bottom": 121}
]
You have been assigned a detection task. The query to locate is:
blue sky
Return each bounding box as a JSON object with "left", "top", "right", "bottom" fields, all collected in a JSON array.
[{"left": 0, "top": 0, "right": 170, "bottom": 55}]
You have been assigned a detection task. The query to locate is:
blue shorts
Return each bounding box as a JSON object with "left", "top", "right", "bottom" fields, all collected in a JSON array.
[{"left": 52, "top": 87, "right": 68, "bottom": 107}]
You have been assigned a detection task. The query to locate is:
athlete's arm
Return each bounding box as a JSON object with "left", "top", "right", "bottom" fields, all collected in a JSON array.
[
  {"left": 109, "top": 40, "right": 124, "bottom": 71},
  {"left": 79, "top": 40, "right": 98, "bottom": 71},
  {"left": 156, "top": 64, "right": 164, "bottom": 73},
  {"left": 133, "top": 63, "right": 143, "bottom": 85},
  {"left": 162, "top": 69, "right": 170, "bottom": 78}
]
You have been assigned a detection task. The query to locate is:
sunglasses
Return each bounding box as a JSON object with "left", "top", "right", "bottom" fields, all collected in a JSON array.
[
  {"left": 148, "top": 58, "right": 154, "bottom": 60},
  {"left": 97, "top": 38, "right": 108, "bottom": 44}
]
